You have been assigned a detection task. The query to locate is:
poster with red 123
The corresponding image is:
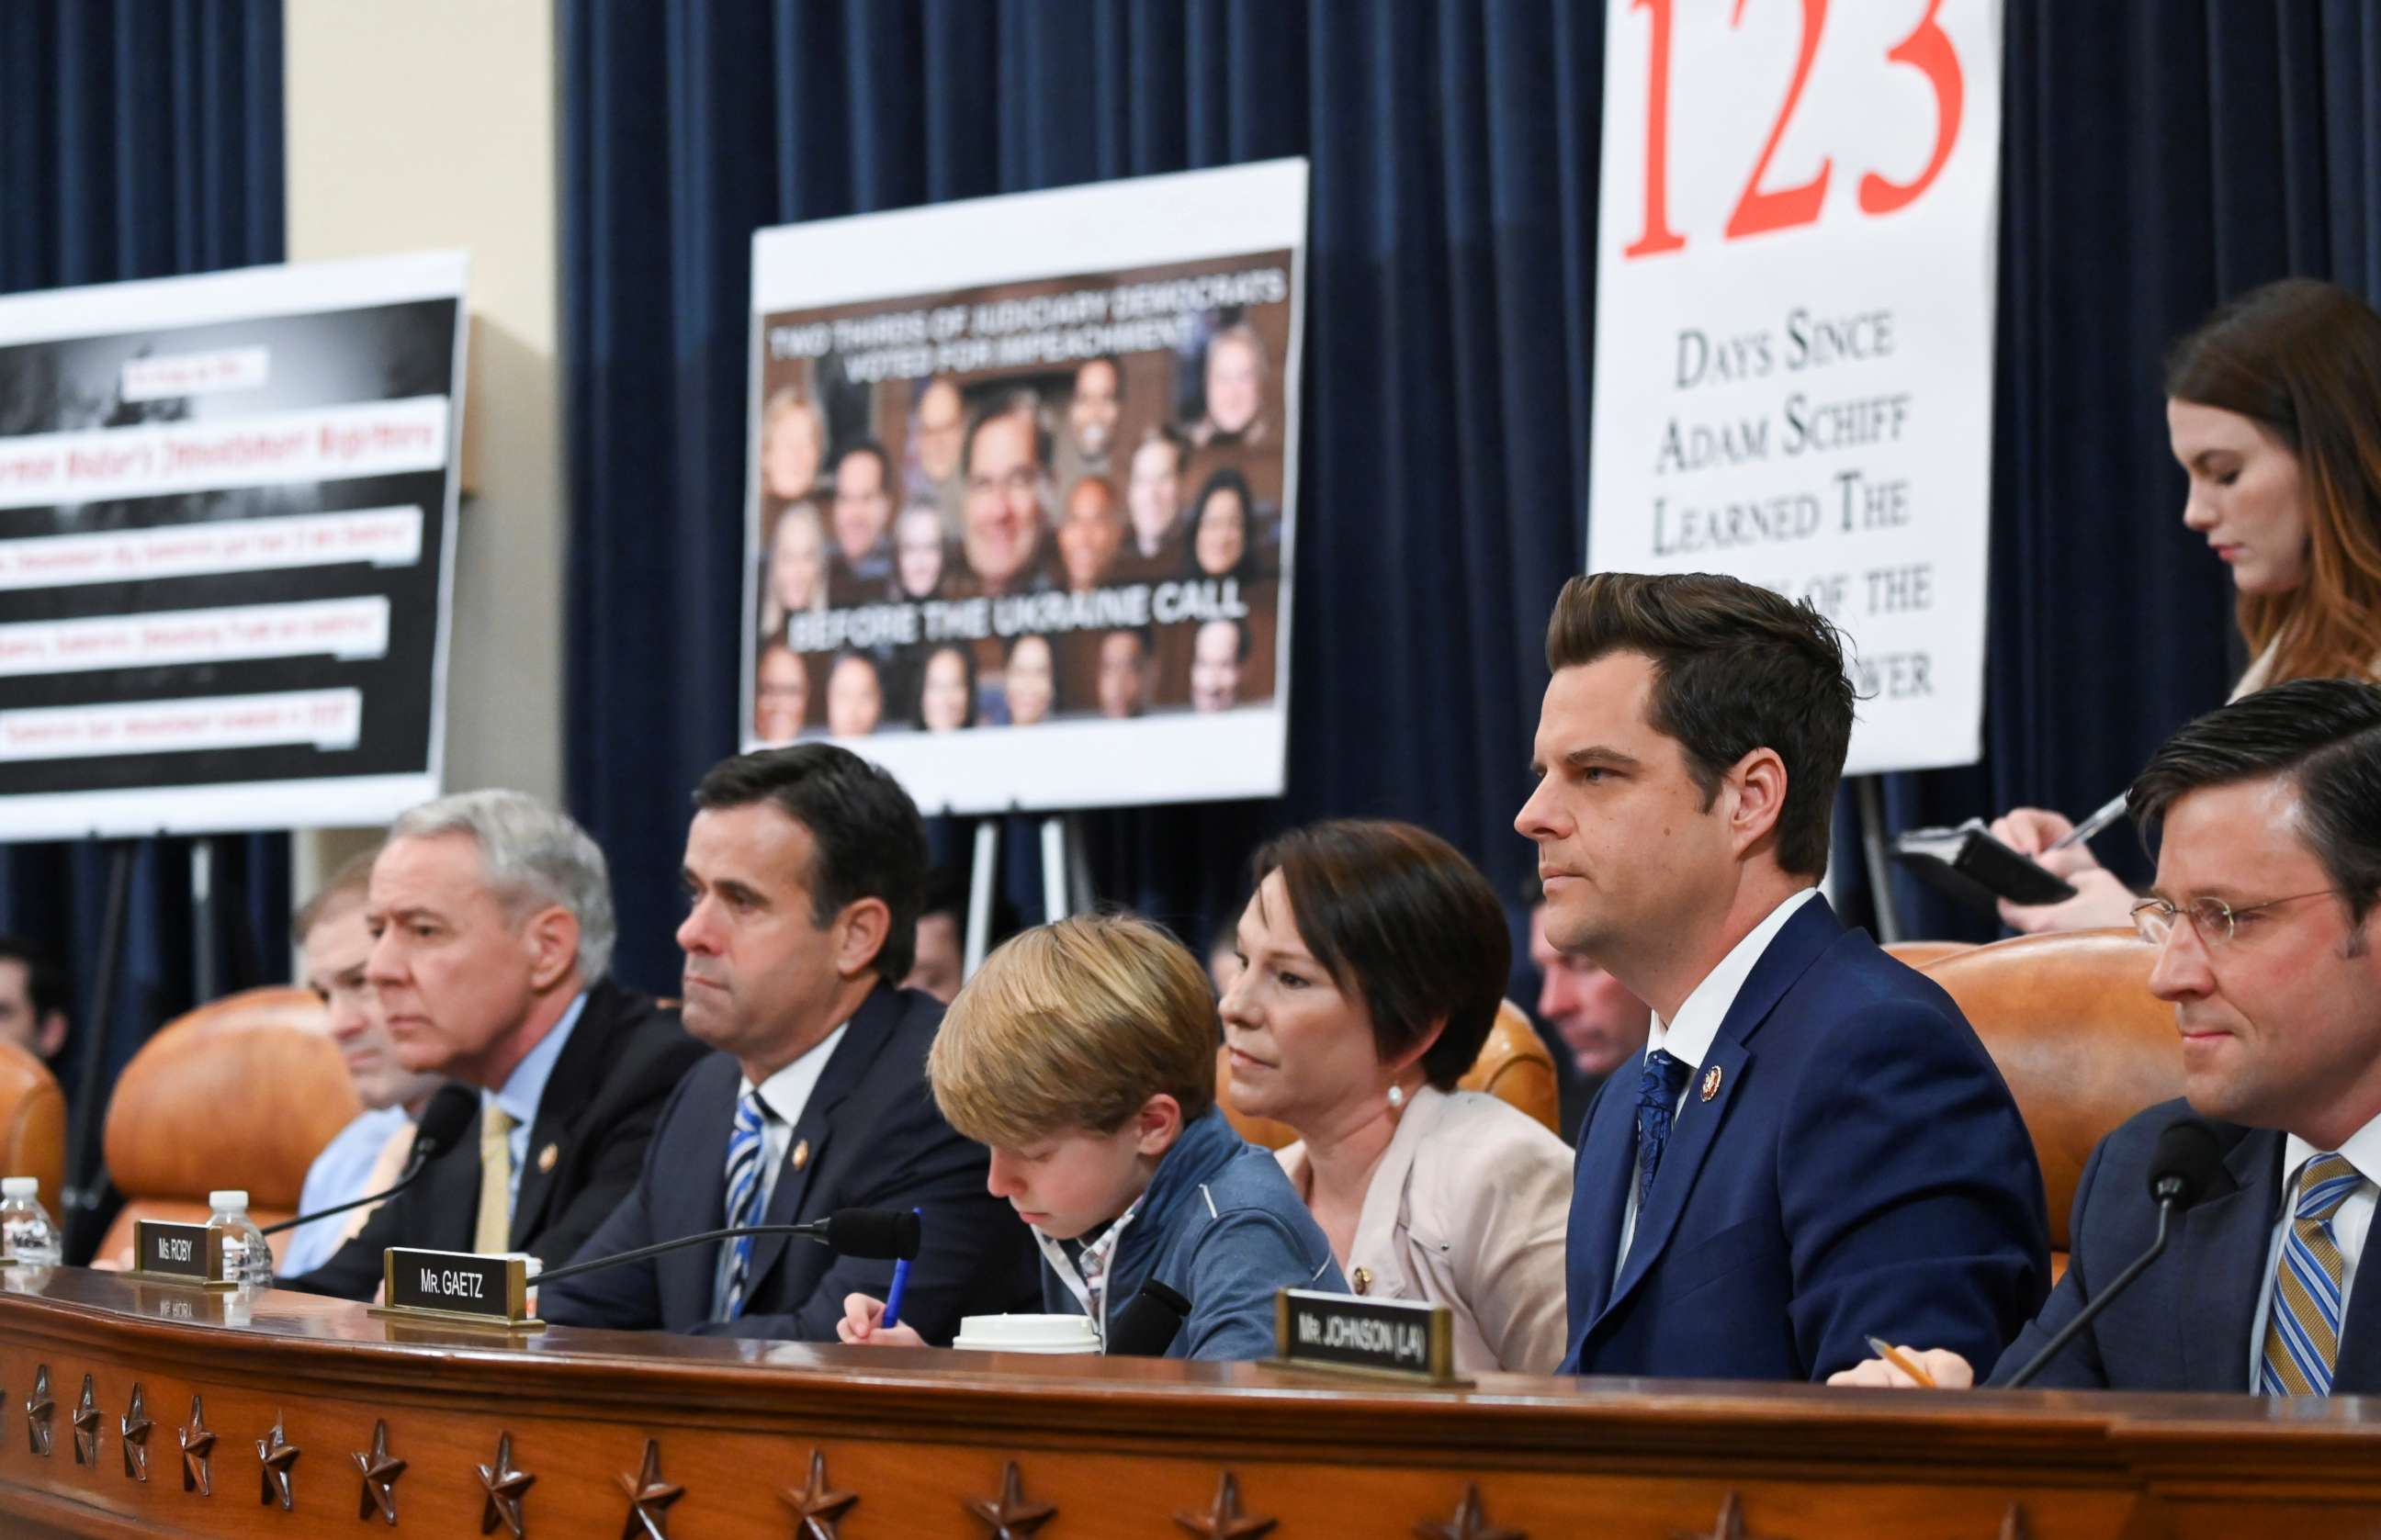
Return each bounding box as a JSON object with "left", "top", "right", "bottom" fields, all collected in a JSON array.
[{"left": 1587, "top": 0, "right": 2002, "bottom": 775}]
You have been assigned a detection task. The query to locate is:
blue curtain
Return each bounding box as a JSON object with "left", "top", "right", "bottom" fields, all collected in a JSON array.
[
  {"left": 0, "top": 3, "right": 288, "bottom": 1159},
  {"left": 563, "top": 1, "right": 2381, "bottom": 992}
]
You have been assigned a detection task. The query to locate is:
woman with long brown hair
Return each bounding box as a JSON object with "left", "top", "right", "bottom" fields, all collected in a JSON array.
[{"left": 1997, "top": 277, "right": 2381, "bottom": 931}]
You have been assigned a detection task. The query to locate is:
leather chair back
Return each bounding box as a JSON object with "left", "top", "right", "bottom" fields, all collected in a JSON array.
[
  {"left": 1458, "top": 1002, "right": 1561, "bottom": 1134},
  {"left": 0, "top": 1039, "right": 66, "bottom": 1214},
  {"left": 1924, "top": 929, "right": 2182, "bottom": 1273},
  {"left": 1218, "top": 999, "right": 1563, "bottom": 1151},
  {"left": 96, "top": 987, "right": 361, "bottom": 1270},
  {"left": 1885, "top": 939, "right": 1974, "bottom": 971}
]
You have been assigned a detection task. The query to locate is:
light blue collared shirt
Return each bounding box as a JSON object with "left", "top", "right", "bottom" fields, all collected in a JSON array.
[
  {"left": 483, "top": 990, "right": 589, "bottom": 1220},
  {"left": 283, "top": 1104, "right": 413, "bottom": 1276}
]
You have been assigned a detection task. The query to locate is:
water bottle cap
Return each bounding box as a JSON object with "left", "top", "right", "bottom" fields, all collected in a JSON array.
[
  {"left": 208, "top": 1190, "right": 248, "bottom": 1211},
  {"left": 0, "top": 1177, "right": 34, "bottom": 1199}
]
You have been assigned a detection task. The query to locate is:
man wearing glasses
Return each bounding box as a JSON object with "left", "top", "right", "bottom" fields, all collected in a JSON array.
[{"left": 1835, "top": 678, "right": 2381, "bottom": 1393}]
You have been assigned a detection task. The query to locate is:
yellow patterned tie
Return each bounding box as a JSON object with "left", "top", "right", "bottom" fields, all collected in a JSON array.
[
  {"left": 473, "top": 1105, "right": 514, "bottom": 1254},
  {"left": 2260, "top": 1152, "right": 2364, "bottom": 1396}
]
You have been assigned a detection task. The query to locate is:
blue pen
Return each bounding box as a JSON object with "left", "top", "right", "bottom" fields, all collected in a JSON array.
[{"left": 878, "top": 1208, "right": 922, "bottom": 1331}]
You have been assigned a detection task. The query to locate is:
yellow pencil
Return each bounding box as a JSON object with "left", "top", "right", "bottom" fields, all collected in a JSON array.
[{"left": 1864, "top": 1334, "right": 1936, "bottom": 1388}]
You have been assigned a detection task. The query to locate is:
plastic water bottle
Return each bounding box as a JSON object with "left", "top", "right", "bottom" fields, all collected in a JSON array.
[
  {"left": 0, "top": 1178, "right": 60, "bottom": 1265},
  {"left": 205, "top": 1190, "right": 271, "bottom": 1287}
]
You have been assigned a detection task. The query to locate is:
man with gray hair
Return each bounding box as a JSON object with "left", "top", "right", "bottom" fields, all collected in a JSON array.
[{"left": 282, "top": 790, "right": 703, "bottom": 1300}]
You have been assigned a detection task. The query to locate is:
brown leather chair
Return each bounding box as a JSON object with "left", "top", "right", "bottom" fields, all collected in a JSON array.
[
  {"left": 1924, "top": 928, "right": 2182, "bottom": 1279},
  {"left": 1217, "top": 999, "right": 1563, "bottom": 1151},
  {"left": 1885, "top": 939, "right": 1974, "bottom": 971},
  {"left": 96, "top": 986, "right": 361, "bottom": 1270},
  {"left": 0, "top": 1038, "right": 66, "bottom": 1213}
]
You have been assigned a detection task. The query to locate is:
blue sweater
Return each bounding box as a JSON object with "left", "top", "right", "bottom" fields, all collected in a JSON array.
[{"left": 1041, "top": 1107, "right": 1344, "bottom": 1361}]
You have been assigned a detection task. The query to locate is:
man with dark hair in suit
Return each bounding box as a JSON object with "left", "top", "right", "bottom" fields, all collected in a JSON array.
[
  {"left": 281, "top": 791, "right": 704, "bottom": 1300},
  {"left": 1839, "top": 680, "right": 2381, "bottom": 1394},
  {"left": 541, "top": 744, "right": 1036, "bottom": 1342},
  {"left": 1518, "top": 571, "right": 2048, "bottom": 1381}
]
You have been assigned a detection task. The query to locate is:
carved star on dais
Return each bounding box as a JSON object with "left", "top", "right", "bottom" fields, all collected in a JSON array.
[
  {"left": 1175, "top": 1470, "right": 1277, "bottom": 1538},
  {"left": 478, "top": 1430, "right": 537, "bottom": 1538},
  {"left": 965, "top": 1460, "right": 1056, "bottom": 1539},
  {"left": 353, "top": 1418, "right": 406, "bottom": 1524},
  {"left": 70, "top": 1372, "right": 101, "bottom": 1467},
  {"left": 618, "top": 1437, "right": 683, "bottom": 1540},
  {"left": 256, "top": 1411, "right": 300, "bottom": 1511},
  {"left": 24, "top": 1364, "right": 53, "bottom": 1456},
  {"left": 1416, "top": 1482, "right": 1525, "bottom": 1540},
  {"left": 782, "top": 1447, "right": 859, "bottom": 1539},
  {"left": 1671, "top": 1491, "right": 1780, "bottom": 1540},
  {"left": 119, "top": 1382, "right": 152, "bottom": 1481},
  {"left": 178, "top": 1395, "right": 216, "bottom": 1495}
]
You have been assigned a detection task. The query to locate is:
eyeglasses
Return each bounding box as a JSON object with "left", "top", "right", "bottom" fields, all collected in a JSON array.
[{"left": 2130, "top": 889, "right": 2343, "bottom": 948}]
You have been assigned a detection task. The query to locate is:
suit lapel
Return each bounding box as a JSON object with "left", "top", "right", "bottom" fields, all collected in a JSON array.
[
  {"left": 1591, "top": 897, "right": 1839, "bottom": 1332},
  {"left": 1565, "top": 1076, "right": 1637, "bottom": 1334},
  {"left": 509, "top": 982, "right": 621, "bottom": 1250},
  {"left": 2175, "top": 1126, "right": 2282, "bottom": 1393},
  {"left": 2334, "top": 1202, "right": 2381, "bottom": 1393},
  {"left": 661, "top": 1061, "right": 739, "bottom": 1324},
  {"left": 739, "top": 984, "right": 903, "bottom": 1299}
]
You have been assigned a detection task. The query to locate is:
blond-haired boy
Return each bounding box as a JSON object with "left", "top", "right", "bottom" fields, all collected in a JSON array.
[{"left": 841, "top": 913, "right": 1340, "bottom": 1358}]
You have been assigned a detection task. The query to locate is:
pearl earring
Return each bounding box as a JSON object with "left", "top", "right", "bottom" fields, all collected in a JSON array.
[{"left": 1386, "top": 1083, "right": 1406, "bottom": 1111}]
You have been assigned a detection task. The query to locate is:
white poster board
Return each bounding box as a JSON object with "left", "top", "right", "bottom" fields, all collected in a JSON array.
[
  {"left": 0, "top": 252, "right": 468, "bottom": 838},
  {"left": 1587, "top": 0, "right": 2003, "bottom": 774},
  {"left": 744, "top": 160, "right": 1307, "bottom": 814}
]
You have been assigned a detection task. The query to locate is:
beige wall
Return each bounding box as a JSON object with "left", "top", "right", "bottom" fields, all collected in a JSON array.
[{"left": 283, "top": 0, "right": 563, "bottom": 903}]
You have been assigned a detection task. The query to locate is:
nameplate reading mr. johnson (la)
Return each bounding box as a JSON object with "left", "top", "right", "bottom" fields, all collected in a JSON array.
[{"left": 1274, "top": 1288, "right": 1459, "bottom": 1383}]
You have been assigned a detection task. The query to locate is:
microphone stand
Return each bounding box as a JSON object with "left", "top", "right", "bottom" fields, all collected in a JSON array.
[
  {"left": 2001, "top": 1197, "right": 2177, "bottom": 1389},
  {"left": 258, "top": 1147, "right": 435, "bottom": 1235}
]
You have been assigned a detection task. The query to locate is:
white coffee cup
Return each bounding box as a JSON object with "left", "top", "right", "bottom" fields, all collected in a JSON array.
[{"left": 950, "top": 1313, "right": 1102, "bottom": 1355}]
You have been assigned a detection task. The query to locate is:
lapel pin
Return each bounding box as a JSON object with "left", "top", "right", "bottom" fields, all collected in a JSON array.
[
  {"left": 536, "top": 1142, "right": 559, "bottom": 1175},
  {"left": 791, "top": 1139, "right": 810, "bottom": 1172},
  {"left": 1700, "top": 1066, "right": 1722, "bottom": 1103}
]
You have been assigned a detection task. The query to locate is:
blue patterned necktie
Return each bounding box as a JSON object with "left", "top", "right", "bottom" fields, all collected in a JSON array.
[
  {"left": 1633, "top": 1049, "right": 1690, "bottom": 1213},
  {"left": 712, "top": 1090, "right": 770, "bottom": 1322},
  {"left": 2260, "top": 1152, "right": 2366, "bottom": 1396}
]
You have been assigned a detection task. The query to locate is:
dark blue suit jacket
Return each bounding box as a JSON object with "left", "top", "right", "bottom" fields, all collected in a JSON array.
[
  {"left": 538, "top": 982, "right": 1038, "bottom": 1343},
  {"left": 1561, "top": 896, "right": 2049, "bottom": 1380},
  {"left": 1989, "top": 1099, "right": 2381, "bottom": 1391}
]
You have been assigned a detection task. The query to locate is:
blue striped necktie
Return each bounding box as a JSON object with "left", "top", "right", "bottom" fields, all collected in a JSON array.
[
  {"left": 712, "top": 1090, "right": 770, "bottom": 1322},
  {"left": 2260, "top": 1152, "right": 2365, "bottom": 1396}
]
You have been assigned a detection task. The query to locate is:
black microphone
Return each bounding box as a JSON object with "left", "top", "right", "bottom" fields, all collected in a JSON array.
[
  {"left": 532, "top": 1207, "right": 922, "bottom": 1288},
  {"left": 260, "top": 1084, "right": 480, "bottom": 1237},
  {"left": 2001, "top": 1117, "right": 2225, "bottom": 1388},
  {"left": 1103, "top": 1279, "right": 1190, "bottom": 1357}
]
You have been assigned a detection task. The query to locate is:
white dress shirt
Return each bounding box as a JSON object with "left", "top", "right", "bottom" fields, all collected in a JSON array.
[
  {"left": 1615, "top": 886, "right": 1820, "bottom": 1270},
  {"left": 2247, "top": 1112, "right": 2381, "bottom": 1386},
  {"left": 741, "top": 1021, "right": 850, "bottom": 1215}
]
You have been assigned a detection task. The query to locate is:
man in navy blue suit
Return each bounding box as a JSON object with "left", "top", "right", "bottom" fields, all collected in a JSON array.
[
  {"left": 1517, "top": 571, "right": 2048, "bottom": 1382},
  {"left": 1838, "top": 680, "right": 2381, "bottom": 1394},
  {"left": 540, "top": 744, "right": 1036, "bottom": 1343}
]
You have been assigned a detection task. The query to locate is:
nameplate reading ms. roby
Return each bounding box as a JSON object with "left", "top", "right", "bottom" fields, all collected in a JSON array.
[
  {"left": 130, "top": 1220, "right": 223, "bottom": 1287},
  {"left": 1274, "top": 1288, "right": 1462, "bottom": 1384},
  {"left": 376, "top": 1248, "right": 540, "bottom": 1329}
]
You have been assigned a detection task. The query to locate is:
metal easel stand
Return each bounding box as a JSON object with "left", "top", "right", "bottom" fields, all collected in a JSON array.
[
  {"left": 63, "top": 840, "right": 136, "bottom": 1262},
  {"left": 960, "top": 812, "right": 1094, "bottom": 982},
  {"left": 1854, "top": 775, "right": 1904, "bottom": 945}
]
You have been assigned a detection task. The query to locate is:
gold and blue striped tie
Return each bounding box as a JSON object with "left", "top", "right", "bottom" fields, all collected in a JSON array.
[{"left": 2260, "top": 1152, "right": 2365, "bottom": 1397}]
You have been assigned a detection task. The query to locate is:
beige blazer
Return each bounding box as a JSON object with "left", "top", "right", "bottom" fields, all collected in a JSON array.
[{"left": 1278, "top": 1085, "right": 1572, "bottom": 1375}]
